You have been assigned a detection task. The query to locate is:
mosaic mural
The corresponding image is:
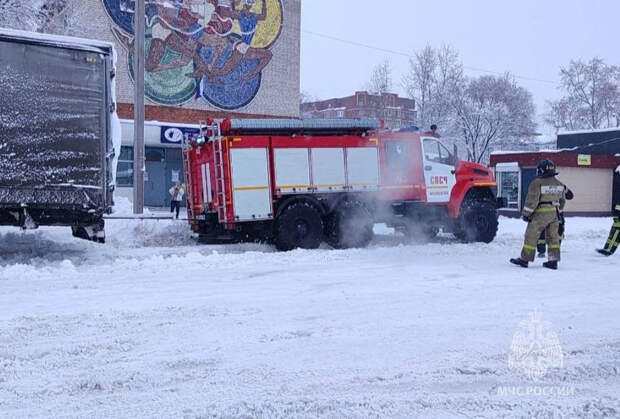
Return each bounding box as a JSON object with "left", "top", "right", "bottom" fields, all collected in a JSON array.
[{"left": 102, "top": 0, "right": 283, "bottom": 109}]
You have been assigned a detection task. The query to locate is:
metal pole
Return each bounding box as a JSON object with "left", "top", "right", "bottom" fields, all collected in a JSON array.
[{"left": 133, "top": 0, "right": 145, "bottom": 214}]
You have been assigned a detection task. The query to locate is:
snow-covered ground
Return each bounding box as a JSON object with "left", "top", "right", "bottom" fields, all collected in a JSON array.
[{"left": 0, "top": 213, "right": 618, "bottom": 418}]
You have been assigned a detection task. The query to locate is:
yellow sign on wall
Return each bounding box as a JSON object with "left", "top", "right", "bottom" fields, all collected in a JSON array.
[{"left": 577, "top": 154, "right": 592, "bottom": 166}]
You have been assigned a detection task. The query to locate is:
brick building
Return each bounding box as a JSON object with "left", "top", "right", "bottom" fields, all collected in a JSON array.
[{"left": 301, "top": 91, "right": 417, "bottom": 129}]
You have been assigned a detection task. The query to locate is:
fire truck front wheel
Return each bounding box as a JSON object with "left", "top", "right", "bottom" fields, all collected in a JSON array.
[
  {"left": 274, "top": 202, "right": 324, "bottom": 251},
  {"left": 326, "top": 200, "right": 374, "bottom": 249},
  {"left": 454, "top": 199, "right": 498, "bottom": 243}
]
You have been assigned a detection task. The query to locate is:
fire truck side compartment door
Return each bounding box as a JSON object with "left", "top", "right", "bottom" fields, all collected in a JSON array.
[
  {"left": 347, "top": 147, "right": 379, "bottom": 190},
  {"left": 311, "top": 148, "right": 346, "bottom": 192},
  {"left": 274, "top": 148, "right": 310, "bottom": 193},
  {"left": 230, "top": 148, "right": 272, "bottom": 221},
  {"left": 422, "top": 137, "right": 456, "bottom": 203}
]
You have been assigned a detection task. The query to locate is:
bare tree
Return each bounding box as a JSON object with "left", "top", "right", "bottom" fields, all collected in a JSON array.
[
  {"left": 543, "top": 97, "right": 586, "bottom": 133},
  {"left": 403, "top": 44, "right": 464, "bottom": 132},
  {"left": 367, "top": 59, "right": 393, "bottom": 95},
  {"left": 300, "top": 91, "right": 315, "bottom": 105},
  {"left": 546, "top": 58, "right": 620, "bottom": 131},
  {"left": 403, "top": 45, "right": 536, "bottom": 161},
  {"left": 453, "top": 74, "right": 537, "bottom": 163}
]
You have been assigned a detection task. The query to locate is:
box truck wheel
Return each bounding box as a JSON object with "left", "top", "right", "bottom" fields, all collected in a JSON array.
[
  {"left": 274, "top": 202, "right": 324, "bottom": 251},
  {"left": 454, "top": 199, "right": 498, "bottom": 243},
  {"left": 326, "top": 200, "right": 374, "bottom": 249}
]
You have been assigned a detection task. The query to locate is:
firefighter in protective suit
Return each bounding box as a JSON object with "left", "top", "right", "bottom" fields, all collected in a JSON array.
[
  {"left": 511, "top": 159, "right": 567, "bottom": 270},
  {"left": 596, "top": 201, "right": 620, "bottom": 256},
  {"left": 537, "top": 189, "right": 574, "bottom": 258}
]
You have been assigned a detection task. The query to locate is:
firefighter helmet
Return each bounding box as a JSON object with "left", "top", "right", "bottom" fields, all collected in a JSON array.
[{"left": 537, "top": 159, "right": 557, "bottom": 178}]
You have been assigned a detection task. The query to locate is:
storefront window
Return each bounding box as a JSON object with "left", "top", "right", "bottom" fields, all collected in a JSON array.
[
  {"left": 145, "top": 147, "right": 165, "bottom": 162},
  {"left": 117, "top": 146, "right": 133, "bottom": 187}
]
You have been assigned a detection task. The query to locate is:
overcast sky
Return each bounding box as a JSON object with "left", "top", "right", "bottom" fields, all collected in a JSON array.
[{"left": 299, "top": 0, "right": 620, "bottom": 128}]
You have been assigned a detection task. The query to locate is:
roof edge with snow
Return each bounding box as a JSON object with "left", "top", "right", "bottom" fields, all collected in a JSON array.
[
  {"left": 0, "top": 27, "right": 115, "bottom": 54},
  {"left": 558, "top": 127, "right": 620, "bottom": 136}
]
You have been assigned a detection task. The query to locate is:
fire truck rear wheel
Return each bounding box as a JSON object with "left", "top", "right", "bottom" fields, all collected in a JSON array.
[
  {"left": 274, "top": 202, "right": 324, "bottom": 251},
  {"left": 455, "top": 199, "right": 498, "bottom": 243},
  {"left": 326, "top": 200, "right": 374, "bottom": 249}
]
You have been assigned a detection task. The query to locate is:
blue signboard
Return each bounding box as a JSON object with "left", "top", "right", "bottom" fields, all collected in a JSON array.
[{"left": 160, "top": 126, "right": 201, "bottom": 146}]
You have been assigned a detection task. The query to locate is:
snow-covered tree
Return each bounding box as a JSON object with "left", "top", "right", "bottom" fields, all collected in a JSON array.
[
  {"left": 545, "top": 58, "right": 620, "bottom": 132},
  {"left": 403, "top": 45, "right": 536, "bottom": 162},
  {"left": 403, "top": 44, "right": 464, "bottom": 132},
  {"left": 367, "top": 60, "right": 393, "bottom": 95},
  {"left": 544, "top": 96, "right": 586, "bottom": 133},
  {"left": 453, "top": 74, "right": 537, "bottom": 163}
]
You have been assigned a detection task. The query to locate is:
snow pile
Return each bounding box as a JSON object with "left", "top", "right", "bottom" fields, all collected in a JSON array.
[
  {"left": 109, "top": 219, "right": 195, "bottom": 248},
  {"left": 111, "top": 196, "right": 149, "bottom": 216},
  {"left": 106, "top": 197, "right": 194, "bottom": 248}
]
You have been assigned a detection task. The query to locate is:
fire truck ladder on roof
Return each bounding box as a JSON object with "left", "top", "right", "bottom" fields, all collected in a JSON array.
[{"left": 208, "top": 122, "right": 228, "bottom": 224}]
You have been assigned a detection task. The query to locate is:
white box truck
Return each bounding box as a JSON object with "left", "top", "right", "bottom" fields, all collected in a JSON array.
[{"left": 0, "top": 28, "right": 120, "bottom": 242}]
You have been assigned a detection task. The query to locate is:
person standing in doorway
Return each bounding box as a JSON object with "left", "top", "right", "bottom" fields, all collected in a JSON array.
[{"left": 169, "top": 182, "right": 185, "bottom": 219}]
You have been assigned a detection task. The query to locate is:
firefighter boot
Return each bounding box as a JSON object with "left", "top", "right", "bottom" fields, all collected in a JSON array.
[
  {"left": 537, "top": 236, "right": 547, "bottom": 259},
  {"left": 510, "top": 258, "right": 529, "bottom": 268},
  {"left": 543, "top": 261, "right": 558, "bottom": 270}
]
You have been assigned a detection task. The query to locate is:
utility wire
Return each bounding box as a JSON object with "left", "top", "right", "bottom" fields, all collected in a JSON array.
[{"left": 302, "top": 29, "right": 560, "bottom": 86}]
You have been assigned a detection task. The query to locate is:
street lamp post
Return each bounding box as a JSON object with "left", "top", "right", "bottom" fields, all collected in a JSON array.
[{"left": 133, "top": 0, "right": 145, "bottom": 214}]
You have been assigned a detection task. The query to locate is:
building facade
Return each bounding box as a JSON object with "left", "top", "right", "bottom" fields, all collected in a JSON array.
[
  {"left": 25, "top": 0, "right": 301, "bottom": 206},
  {"left": 301, "top": 91, "right": 417, "bottom": 129},
  {"left": 58, "top": 0, "right": 303, "bottom": 122}
]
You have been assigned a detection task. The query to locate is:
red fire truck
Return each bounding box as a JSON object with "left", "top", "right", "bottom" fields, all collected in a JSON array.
[{"left": 183, "top": 119, "right": 503, "bottom": 251}]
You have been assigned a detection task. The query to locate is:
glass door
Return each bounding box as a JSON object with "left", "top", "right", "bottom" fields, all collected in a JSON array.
[{"left": 495, "top": 163, "right": 521, "bottom": 211}]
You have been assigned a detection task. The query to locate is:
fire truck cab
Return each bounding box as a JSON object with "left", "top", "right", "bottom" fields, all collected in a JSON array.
[{"left": 183, "top": 119, "right": 502, "bottom": 251}]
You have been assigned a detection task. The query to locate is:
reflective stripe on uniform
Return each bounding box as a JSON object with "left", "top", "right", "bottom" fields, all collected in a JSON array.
[
  {"left": 615, "top": 204, "right": 620, "bottom": 211},
  {"left": 548, "top": 244, "right": 561, "bottom": 250},
  {"left": 535, "top": 207, "right": 557, "bottom": 213},
  {"left": 608, "top": 230, "right": 620, "bottom": 247},
  {"left": 614, "top": 222, "right": 620, "bottom": 228},
  {"left": 523, "top": 244, "right": 536, "bottom": 251},
  {"left": 523, "top": 207, "right": 535, "bottom": 213}
]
